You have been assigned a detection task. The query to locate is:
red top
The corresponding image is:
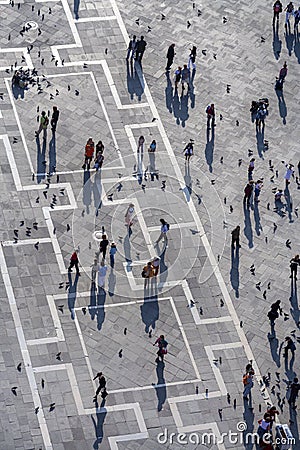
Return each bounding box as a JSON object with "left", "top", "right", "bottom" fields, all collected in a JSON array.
[{"left": 70, "top": 252, "right": 78, "bottom": 261}]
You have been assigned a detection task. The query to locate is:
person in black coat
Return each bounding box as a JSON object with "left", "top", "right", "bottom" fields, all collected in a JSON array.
[
  {"left": 166, "top": 44, "right": 175, "bottom": 71},
  {"left": 135, "top": 36, "right": 147, "bottom": 62}
]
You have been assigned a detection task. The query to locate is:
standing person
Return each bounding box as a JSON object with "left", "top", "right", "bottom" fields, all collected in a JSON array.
[
  {"left": 95, "top": 140, "right": 104, "bottom": 156},
  {"left": 181, "top": 64, "right": 190, "bottom": 94},
  {"left": 153, "top": 334, "right": 168, "bottom": 362},
  {"left": 51, "top": 106, "right": 59, "bottom": 134},
  {"left": 82, "top": 138, "right": 94, "bottom": 170},
  {"left": 284, "top": 163, "right": 294, "bottom": 186},
  {"left": 152, "top": 257, "right": 160, "bottom": 276},
  {"left": 99, "top": 234, "right": 109, "bottom": 260},
  {"left": 93, "top": 372, "right": 107, "bottom": 400},
  {"left": 206, "top": 103, "right": 215, "bottom": 129},
  {"left": 273, "top": 0, "right": 283, "bottom": 24},
  {"left": 109, "top": 242, "right": 117, "bottom": 268},
  {"left": 142, "top": 261, "right": 154, "bottom": 288},
  {"left": 137, "top": 135, "right": 145, "bottom": 153},
  {"left": 288, "top": 377, "right": 300, "bottom": 408},
  {"left": 290, "top": 254, "right": 300, "bottom": 280},
  {"left": 148, "top": 140, "right": 156, "bottom": 153},
  {"left": 243, "top": 369, "right": 254, "bottom": 400},
  {"left": 35, "top": 110, "right": 49, "bottom": 140},
  {"left": 248, "top": 158, "right": 255, "bottom": 180},
  {"left": 68, "top": 250, "right": 80, "bottom": 275},
  {"left": 284, "top": 2, "right": 294, "bottom": 27},
  {"left": 183, "top": 141, "right": 194, "bottom": 163},
  {"left": 254, "top": 180, "right": 263, "bottom": 203},
  {"left": 243, "top": 181, "right": 254, "bottom": 207},
  {"left": 188, "top": 45, "right": 197, "bottom": 71},
  {"left": 279, "top": 61, "right": 288, "bottom": 82},
  {"left": 98, "top": 260, "right": 108, "bottom": 288},
  {"left": 294, "top": 6, "right": 300, "bottom": 28},
  {"left": 166, "top": 44, "right": 175, "bottom": 71},
  {"left": 284, "top": 336, "right": 296, "bottom": 358},
  {"left": 231, "top": 226, "right": 241, "bottom": 249},
  {"left": 256, "top": 106, "right": 267, "bottom": 130},
  {"left": 94, "top": 151, "right": 104, "bottom": 171},
  {"left": 135, "top": 36, "right": 147, "bottom": 62},
  {"left": 155, "top": 218, "right": 169, "bottom": 246},
  {"left": 126, "top": 35, "right": 137, "bottom": 60},
  {"left": 267, "top": 300, "right": 281, "bottom": 336},
  {"left": 174, "top": 66, "right": 182, "bottom": 89},
  {"left": 125, "top": 203, "right": 135, "bottom": 230}
]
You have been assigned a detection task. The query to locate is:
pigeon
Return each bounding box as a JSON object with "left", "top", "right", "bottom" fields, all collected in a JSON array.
[
  {"left": 161, "top": 13, "right": 165, "bottom": 20},
  {"left": 118, "top": 349, "right": 123, "bottom": 358},
  {"left": 220, "top": 114, "right": 223, "bottom": 121},
  {"left": 199, "top": 307, "right": 203, "bottom": 315},
  {"left": 43, "top": 191, "right": 47, "bottom": 199},
  {"left": 220, "top": 299, "right": 224, "bottom": 307},
  {"left": 11, "top": 387, "right": 18, "bottom": 396},
  {"left": 226, "top": 84, "right": 231, "bottom": 93},
  {"left": 75, "top": 90, "right": 79, "bottom": 96},
  {"left": 240, "top": 321, "right": 243, "bottom": 327},
  {"left": 34, "top": 242, "right": 39, "bottom": 250},
  {"left": 151, "top": 117, "right": 157, "bottom": 122},
  {"left": 267, "top": 282, "right": 271, "bottom": 289},
  {"left": 17, "top": 363, "right": 22, "bottom": 372},
  {"left": 124, "top": 328, "right": 127, "bottom": 335},
  {"left": 33, "top": 222, "right": 38, "bottom": 230},
  {"left": 49, "top": 403, "right": 55, "bottom": 411},
  {"left": 227, "top": 393, "right": 231, "bottom": 403},
  {"left": 107, "top": 193, "right": 113, "bottom": 201},
  {"left": 38, "top": 28, "right": 42, "bottom": 36},
  {"left": 201, "top": 49, "right": 207, "bottom": 56},
  {"left": 218, "top": 409, "right": 223, "bottom": 420},
  {"left": 233, "top": 399, "right": 236, "bottom": 409},
  {"left": 267, "top": 202, "right": 270, "bottom": 210},
  {"left": 68, "top": 85, "right": 71, "bottom": 91},
  {"left": 35, "top": 406, "right": 39, "bottom": 414},
  {"left": 66, "top": 224, "right": 70, "bottom": 232},
  {"left": 20, "top": 221, "right": 24, "bottom": 226},
  {"left": 263, "top": 290, "right": 267, "bottom": 299},
  {"left": 286, "top": 239, "right": 291, "bottom": 248},
  {"left": 220, "top": 156, "right": 223, "bottom": 163},
  {"left": 147, "top": 26, "right": 151, "bottom": 32},
  {"left": 256, "top": 282, "right": 261, "bottom": 290},
  {"left": 223, "top": 16, "right": 227, "bottom": 23},
  {"left": 229, "top": 205, "right": 233, "bottom": 213},
  {"left": 211, "top": 180, "right": 216, "bottom": 185},
  {"left": 36, "top": 197, "right": 40, "bottom": 203},
  {"left": 135, "top": 18, "right": 140, "bottom": 25},
  {"left": 261, "top": 36, "right": 265, "bottom": 43},
  {"left": 49, "top": 7, "right": 51, "bottom": 13},
  {"left": 236, "top": 120, "right": 239, "bottom": 126},
  {"left": 198, "top": 9, "right": 202, "bottom": 17},
  {"left": 82, "top": 307, "right": 87, "bottom": 315},
  {"left": 187, "top": 20, "right": 191, "bottom": 28},
  {"left": 58, "top": 305, "right": 64, "bottom": 314},
  {"left": 273, "top": 223, "right": 277, "bottom": 232}
]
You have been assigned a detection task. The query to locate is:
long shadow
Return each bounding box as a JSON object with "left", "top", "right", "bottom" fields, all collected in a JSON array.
[
  {"left": 158, "top": 247, "right": 168, "bottom": 288},
  {"left": 242, "top": 403, "right": 255, "bottom": 449},
  {"left": 189, "top": 79, "right": 196, "bottom": 109},
  {"left": 165, "top": 71, "right": 173, "bottom": 113},
  {"left": 108, "top": 269, "right": 116, "bottom": 297},
  {"left": 89, "top": 282, "right": 97, "bottom": 321},
  {"left": 243, "top": 203, "right": 254, "bottom": 248},
  {"left": 268, "top": 332, "right": 281, "bottom": 367},
  {"left": 204, "top": 124, "right": 215, "bottom": 172},
  {"left": 68, "top": 272, "right": 79, "bottom": 320},
  {"left": 148, "top": 152, "right": 156, "bottom": 178},
  {"left": 36, "top": 137, "right": 46, "bottom": 183},
  {"left": 172, "top": 90, "right": 189, "bottom": 127},
  {"left": 123, "top": 234, "right": 132, "bottom": 271},
  {"left": 290, "top": 280, "right": 299, "bottom": 327},
  {"left": 48, "top": 135, "right": 56, "bottom": 175},
  {"left": 155, "top": 360, "right": 166, "bottom": 411},
  {"left": 140, "top": 293, "right": 159, "bottom": 333},
  {"left": 83, "top": 170, "right": 92, "bottom": 215},
  {"left": 12, "top": 83, "right": 25, "bottom": 100},
  {"left": 96, "top": 287, "right": 106, "bottom": 331},
  {"left": 294, "top": 30, "right": 300, "bottom": 63},
  {"left": 126, "top": 60, "right": 144, "bottom": 101},
  {"left": 284, "top": 186, "right": 293, "bottom": 222},
  {"left": 285, "top": 26, "right": 295, "bottom": 56},
  {"left": 74, "top": 0, "right": 80, "bottom": 19},
  {"left": 126, "top": 60, "right": 135, "bottom": 101},
  {"left": 255, "top": 128, "right": 265, "bottom": 158},
  {"left": 289, "top": 404, "right": 299, "bottom": 448},
  {"left": 253, "top": 202, "right": 262, "bottom": 236},
  {"left": 230, "top": 247, "right": 239, "bottom": 298},
  {"left": 91, "top": 407, "right": 107, "bottom": 449},
  {"left": 183, "top": 163, "right": 192, "bottom": 201},
  {"left": 272, "top": 22, "right": 282, "bottom": 59},
  {"left": 276, "top": 88, "right": 287, "bottom": 124},
  {"left": 93, "top": 171, "right": 102, "bottom": 216}
]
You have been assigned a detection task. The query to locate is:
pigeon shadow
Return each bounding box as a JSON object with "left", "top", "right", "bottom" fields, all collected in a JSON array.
[
  {"left": 108, "top": 269, "right": 116, "bottom": 297},
  {"left": 67, "top": 272, "right": 79, "bottom": 320},
  {"left": 74, "top": 0, "right": 80, "bottom": 19},
  {"left": 230, "top": 246, "right": 239, "bottom": 298},
  {"left": 268, "top": 332, "right": 281, "bottom": 367},
  {"left": 272, "top": 22, "right": 282, "bottom": 59},
  {"left": 96, "top": 287, "right": 106, "bottom": 331},
  {"left": 93, "top": 171, "right": 102, "bottom": 216},
  {"left": 155, "top": 360, "right": 167, "bottom": 411},
  {"left": 243, "top": 203, "right": 254, "bottom": 248},
  {"left": 36, "top": 136, "right": 47, "bottom": 183},
  {"left": 140, "top": 293, "right": 159, "bottom": 333},
  {"left": 253, "top": 202, "right": 262, "bottom": 236},
  {"left": 165, "top": 71, "right": 173, "bottom": 113},
  {"left": 205, "top": 124, "right": 215, "bottom": 172},
  {"left": 276, "top": 89, "right": 287, "bottom": 124},
  {"left": 89, "top": 282, "right": 97, "bottom": 321},
  {"left": 83, "top": 170, "right": 92, "bottom": 215},
  {"left": 290, "top": 279, "right": 299, "bottom": 327},
  {"left": 284, "top": 27, "right": 294, "bottom": 56},
  {"left": 48, "top": 135, "right": 56, "bottom": 175},
  {"left": 91, "top": 407, "right": 107, "bottom": 449}
]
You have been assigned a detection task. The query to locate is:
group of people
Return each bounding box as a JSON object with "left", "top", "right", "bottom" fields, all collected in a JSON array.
[
  {"left": 82, "top": 138, "right": 105, "bottom": 171},
  {"left": 141, "top": 257, "right": 161, "bottom": 287},
  {"left": 35, "top": 106, "right": 59, "bottom": 140},
  {"left": 126, "top": 35, "right": 147, "bottom": 62},
  {"left": 273, "top": 1, "right": 300, "bottom": 28},
  {"left": 165, "top": 44, "right": 197, "bottom": 95}
]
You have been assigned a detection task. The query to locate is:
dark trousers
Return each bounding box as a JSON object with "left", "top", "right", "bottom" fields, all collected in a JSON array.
[
  {"left": 83, "top": 156, "right": 93, "bottom": 169},
  {"left": 273, "top": 11, "right": 280, "bottom": 23},
  {"left": 232, "top": 237, "right": 240, "bottom": 248},
  {"left": 51, "top": 120, "right": 58, "bottom": 133},
  {"left": 166, "top": 57, "right": 173, "bottom": 70},
  {"left": 110, "top": 255, "right": 115, "bottom": 268},
  {"left": 136, "top": 51, "right": 145, "bottom": 62},
  {"left": 68, "top": 260, "right": 80, "bottom": 273}
]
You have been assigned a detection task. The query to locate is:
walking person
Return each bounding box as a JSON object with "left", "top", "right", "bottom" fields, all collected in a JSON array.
[
  {"left": 95, "top": 140, "right": 104, "bottom": 156},
  {"left": 243, "top": 368, "right": 254, "bottom": 400},
  {"left": 93, "top": 372, "right": 107, "bottom": 401},
  {"left": 153, "top": 334, "right": 168, "bottom": 362},
  {"left": 109, "top": 242, "right": 117, "bottom": 268},
  {"left": 284, "top": 163, "right": 294, "bottom": 186},
  {"left": 284, "top": 2, "right": 294, "bottom": 27},
  {"left": 206, "top": 103, "right": 215, "bottom": 129},
  {"left": 255, "top": 105, "right": 267, "bottom": 130},
  {"left": 231, "top": 226, "right": 241, "bottom": 249},
  {"left": 35, "top": 110, "right": 49, "bottom": 140},
  {"left": 142, "top": 261, "right": 154, "bottom": 288},
  {"left": 254, "top": 180, "right": 263, "bottom": 203},
  {"left": 148, "top": 140, "right": 156, "bottom": 153},
  {"left": 290, "top": 254, "right": 300, "bottom": 280},
  {"left": 188, "top": 45, "right": 197, "bottom": 71},
  {"left": 125, "top": 203, "right": 135, "bottom": 231},
  {"left": 155, "top": 218, "right": 169, "bottom": 247},
  {"left": 288, "top": 377, "right": 300, "bottom": 408},
  {"left": 135, "top": 36, "right": 147, "bottom": 62},
  {"left": 68, "top": 250, "right": 80, "bottom": 275},
  {"left": 99, "top": 234, "right": 109, "bottom": 260},
  {"left": 248, "top": 158, "right": 255, "bottom": 180},
  {"left": 137, "top": 135, "right": 145, "bottom": 153},
  {"left": 181, "top": 64, "right": 190, "bottom": 94},
  {"left": 273, "top": 0, "right": 283, "bottom": 24},
  {"left": 284, "top": 336, "right": 296, "bottom": 359},
  {"left": 279, "top": 61, "right": 288, "bottom": 82},
  {"left": 94, "top": 151, "right": 104, "bottom": 171},
  {"left": 174, "top": 66, "right": 182, "bottom": 89},
  {"left": 98, "top": 260, "right": 108, "bottom": 288},
  {"left": 267, "top": 300, "right": 281, "bottom": 337},
  {"left": 183, "top": 141, "right": 194, "bottom": 163},
  {"left": 50, "top": 106, "right": 59, "bottom": 134},
  {"left": 243, "top": 181, "right": 254, "bottom": 207},
  {"left": 126, "top": 35, "right": 137, "bottom": 60},
  {"left": 166, "top": 44, "right": 175, "bottom": 71},
  {"left": 82, "top": 138, "right": 95, "bottom": 170}
]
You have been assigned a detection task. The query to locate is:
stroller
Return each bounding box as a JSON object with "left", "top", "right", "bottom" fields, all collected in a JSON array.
[{"left": 250, "top": 98, "right": 269, "bottom": 114}]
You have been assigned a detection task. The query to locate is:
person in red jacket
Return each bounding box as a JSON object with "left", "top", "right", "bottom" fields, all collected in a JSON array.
[
  {"left": 68, "top": 250, "right": 80, "bottom": 275},
  {"left": 82, "top": 138, "right": 94, "bottom": 170}
]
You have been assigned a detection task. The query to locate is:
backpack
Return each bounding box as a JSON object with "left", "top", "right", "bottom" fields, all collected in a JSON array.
[{"left": 166, "top": 223, "right": 170, "bottom": 231}]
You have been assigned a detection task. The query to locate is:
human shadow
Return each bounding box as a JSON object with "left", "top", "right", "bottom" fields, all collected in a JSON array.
[
  {"left": 289, "top": 403, "right": 299, "bottom": 448},
  {"left": 74, "top": 0, "right": 80, "bottom": 19},
  {"left": 204, "top": 124, "right": 215, "bottom": 173},
  {"left": 276, "top": 89, "right": 287, "bottom": 124},
  {"left": 294, "top": 30, "right": 300, "bottom": 63},
  {"left": 165, "top": 71, "right": 173, "bottom": 113},
  {"left": 148, "top": 152, "right": 157, "bottom": 179},
  {"left": 93, "top": 171, "right": 102, "bottom": 216},
  {"left": 285, "top": 27, "right": 295, "bottom": 56},
  {"left": 89, "top": 282, "right": 97, "bottom": 321},
  {"left": 284, "top": 186, "right": 293, "bottom": 222},
  {"left": 48, "top": 135, "right": 56, "bottom": 175},
  {"left": 123, "top": 234, "right": 132, "bottom": 271},
  {"left": 82, "top": 170, "right": 92, "bottom": 215},
  {"left": 253, "top": 202, "right": 262, "bottom": 236},
  {"left": 126, "top": 60, "right": 144, "bottom": 101},
  {"left": 67, "top": 272, "right": 79, "bottom": 320},
  {"left": 290, "top": 280, "right": 299, "bottom": 328},
  {"left": 242, "top": 402, "right": 255, "bottom": 449},
  {"left": 158, "top": 248, "right": 168, "bottom": 288},
  {"left": 140, "top": 293, "right": 159, "bottom": 333},
  {"left": 96, "top": 287, "right": 106, "bottom": 331},
  {"left": 108, "top": 269, "right": 116, "bottom": 297},
  {"left": 274, "top": 198, "right": 287, "bottom": 218},
  {"left": 243, "top": 203, "right": 254, "bottom": 248},
  {"left": 36, "top": 136, "right": 47, "bottom": 183},
  {"left": 137, "top": 146, "right": 144, "bottom": 183},
  {"left": 268, "top": 332, "right": 281, "bottom": 367},
  {"left": 256, "top": 128, "right": 265, "bottom": 158},
  {"left": 272, "top": 22, "right": 282, "bottom": 59},
  {"left": 189, "top": 78, "right": 196, "bottom": 109},
  {"left": 172, "top": 89, "right": 189, "bottom": 127},
  {"left": 12, "top": 83, "right": 25, "bottom": 100},
  {"left": 183, "top": 163, "right": 192, "bottom": 201},
  {"left": 155, "top": 360, "right": 166, "bottom": 412},
  {"left": 230, "top": 246, "right": 239, "bottom": 298},
  {"left": 91, "top": 407, "right": 107, "bottom": 449}
]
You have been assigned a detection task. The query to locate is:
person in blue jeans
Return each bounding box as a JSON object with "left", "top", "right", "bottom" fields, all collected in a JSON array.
[{"left": 109, "top": 243, "right": 117, "bottom": 268}]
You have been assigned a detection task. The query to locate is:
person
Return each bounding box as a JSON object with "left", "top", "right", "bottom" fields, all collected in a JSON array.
[
  {"left": 166, "top": 44, "right": 175, "bottom": 71},
  {"left": 288, "top": 377, "right": 300, "bottom": 408},
  {"left": 254, "top": 180, "right": 263, "bottom": 203},
  {"left": 284, "top": 2, "right": 294, "bottom": 26},
  {"left": 267, "top": 300, "right": 281, "bottom": 335},
  {"left": 99, "top": 234, "right": 109, "bottom": 260},
  {"left": 274, "top": 189, "right": 283, "bottom": 202},
  {"left": 155, "top": 218, "right": 169, "bottom": 246},
  {"left": 35, "top": 110, "right": 49, "bottom": 140},
  {"left": 243, "top": 370, "right": 254, "bottom": 399},
  {"left": 284, "top": 336, "right": 296, "bottom": 358},
  {"left": 256, "top": 106, "right": 267, "bottom": 130},
  {"left": 153, "top": 335, "right": 168, "bottom": 362},
  {"left": 82, "top": 138, "right": 94, "bottom": 170},
  {"left": 188, "top": 45, "right": 197, "bottom": 71},
  {"left": 135, "top": 36, "right": 147, "bottom": 62},
  {"left": 51, "top": 106, "right": 59, "bottom": 133},
  {"left": 257, "top": 413, "right": 271, "bottom": 440},
  {"left": 126, "top": 35, "right": 137, "bottom": 60},
  {"left": 294, "top": 6, "right": 300, "bottom": 28},
  {"left": 125, "top": 204, "right": 135, "bottom": 229},
  {"left": 137, "top": 135, "right": 145, "bottom": 153},
  {"left": 279, "top": 61, "right": 287, "bottom": 82},
  {"left": 94, "top": 151, "right": 104, "bottom": 170},
  {"left": 273, "top": 0, "right": 283, "bottom": 24},
  {"left": 181, "top": 64, "right": 190, "bottom": 94},
  {"left": 266, "top": 406, "right": 279, "bottom": 430},
  {"left": 109, "top": 243, "right": 117, "bottom": 268},
  {"left": 248, "top": 158, "right": 255, "bottom": 181},
  {"left": 152, "top": 257, "right": 160, "bottom": 276},
  {"left": 98, "top": 260, "right": 108, "bottom": 288},
  {"left": 243, "top": 181, "right": 254, "bottom": 207},
  {"left": 93, "top": 372, "right": 107, "bottom": 400},
  {"left": 206, "top": 104, "right": 215, "bottom": 128},
  {"left": 148, "top": 140, "right": 156, "bottom": 152},
  {"left": 284, "top": 163, "right": 294, "bottom": 186},
  {"left": 96, "top": 140, "right": 104, "bottom": 156},
  {"left": 174, "top": 66, "right": 182, "bottom": 89},
  {"left": 231, "top": 226, "right": 241, "bottom": 249},
  {"left": 183, "top": 141, "right": 194, "bottom": 162},
  {"left": 68, "top": 250, "right": 80, "bottom": 275},
  {"left": 142, "top": 261, "right": 154, "bottom": 288},
  {"left": 290, "top": 254, "right": 300, "bottom": 280}
]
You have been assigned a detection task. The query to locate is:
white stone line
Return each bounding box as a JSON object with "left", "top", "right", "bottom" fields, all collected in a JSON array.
[
  {"left": 126, "top": 122, "right": 158, "bottom": 130},
  {"left": 108, "top": 378, "right": 200, "bottom": 394},
  {"left": 0, "top": 110, "right": 3, "bottom": 118},
  {"left": 147, "top": 222, "right": 195, "bottom": 232},
  {"left": 181, "top": 279, "right": 201, "bottom": 325},
  {"left": 169, "top": 390, "right": 222, "bottom": 405},
  {"left": 0, "top": 48, "right": 33, "bottom": 71},
  {"left": 0, "top": 244, "right": 53, "bottom": 450},
  {"left": 0, "top": 134, "right": 22, "bottom": 190},
  {"left": 76, "top": 16, "right": 117, "bottom": 22},
  {"left": 1, "top": 237, "right": 52, "bottom": 246}
]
